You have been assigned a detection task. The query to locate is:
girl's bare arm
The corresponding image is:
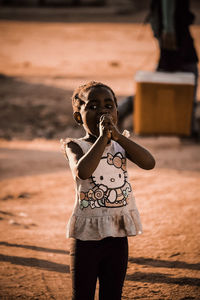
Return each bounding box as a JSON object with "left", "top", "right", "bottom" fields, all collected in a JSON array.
[
  {"left": 66, "top": 135, "right": 108, "bottom": 180},
  {"left": 66, "top": 116, "right": 111, "bottom": 180},
  {"left": 110, "top": 119, "right": 155, "bottom": 170},
  {"left": 115, "top": 134, "right": 155, "bottom": 170}
]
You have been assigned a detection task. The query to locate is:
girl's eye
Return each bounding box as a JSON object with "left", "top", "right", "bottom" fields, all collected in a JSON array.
[
  {"left": 89, "top": 105, "right": 97, "bottom": 110},
  {"left": 100, "top": 176, "right": 104, "bottom": 180},
  {"left": 119, "top": 174, "right": 122, "bottom": 178}
]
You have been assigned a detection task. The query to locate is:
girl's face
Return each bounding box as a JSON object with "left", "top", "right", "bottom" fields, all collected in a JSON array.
[{"left": 79, "top": 86, "right": 118, "bottom": 137}]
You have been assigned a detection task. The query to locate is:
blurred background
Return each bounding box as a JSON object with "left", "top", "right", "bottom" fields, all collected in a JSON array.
[
  {"left": 0, "top": 0, "right": 200, "bottom": 140},
  {"left": 0, "top": 1, "right": 200, "bottom": 299}
]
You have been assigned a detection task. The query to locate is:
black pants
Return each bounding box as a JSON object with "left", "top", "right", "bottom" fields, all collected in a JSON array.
[{"left": 70, "top": 236, "right": 128, "bottom": 300}]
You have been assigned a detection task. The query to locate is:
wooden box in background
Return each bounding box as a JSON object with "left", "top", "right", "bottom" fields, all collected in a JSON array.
[{"left": 134, "top": 71, "right": 195, "bottom": 136}]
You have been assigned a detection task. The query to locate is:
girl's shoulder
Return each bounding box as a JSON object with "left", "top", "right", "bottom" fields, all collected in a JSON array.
[
  {"left": 60, "top": 137, "right": 91, "bottom": 159},
  {"left": 60, "top": 137, "right": 78, "bottom": 148},
  {"left": 60, "top": 137, "right": 91, "bottom": 148}
]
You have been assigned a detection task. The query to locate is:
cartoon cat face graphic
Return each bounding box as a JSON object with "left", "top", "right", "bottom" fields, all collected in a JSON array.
[
  {"left": 91, "top": 153, "right": 126, "bottom": 189},
  {"left": 79, "top": 152, "right": 131, "bottom": 210}
]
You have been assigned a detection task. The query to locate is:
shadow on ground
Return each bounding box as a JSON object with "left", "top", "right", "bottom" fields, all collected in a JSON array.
[
  {"left": 0, "top": 74, "right": 80, "bottom": 140},
  {"left": 0, "top": 241, "right": 69, "bottom": 255},
  {"left": 0, "top": 253, "right": 70, "bottom": 273},
  {"left": 129, "top": 256, "right": 200, "bottom": 271},
  {"left": 126, "top": 271, "right": 200, "bottom": 287}
]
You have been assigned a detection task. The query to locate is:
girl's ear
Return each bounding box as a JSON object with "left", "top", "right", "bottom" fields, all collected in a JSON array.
[{"left": 73, "top": 112, "right": 83, "bottom": 125}]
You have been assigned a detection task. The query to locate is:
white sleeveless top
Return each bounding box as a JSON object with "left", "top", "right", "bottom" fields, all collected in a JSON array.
[{"left": 64, "top": 138, "right": 142, "bottom": 241}]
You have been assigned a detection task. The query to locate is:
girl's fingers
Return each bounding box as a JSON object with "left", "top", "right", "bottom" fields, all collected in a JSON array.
[
  {"left": 100, "top": 114, "right": 113, "bottom": 123},
  {"left": 100, "top": 118, "right": 113, "bottom": 129}
]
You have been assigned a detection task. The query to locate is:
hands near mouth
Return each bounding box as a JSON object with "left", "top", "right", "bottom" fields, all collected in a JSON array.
[{"left": 98, "top": 114, "right": 120, "bottom": 141}]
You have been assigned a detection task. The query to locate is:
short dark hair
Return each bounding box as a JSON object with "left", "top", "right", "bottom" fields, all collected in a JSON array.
[{"left": 72, "top": 81, "right": 118, "bottom": 112}]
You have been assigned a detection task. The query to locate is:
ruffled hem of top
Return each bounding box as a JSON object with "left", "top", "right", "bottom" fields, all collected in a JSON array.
[{"left": 66, "top": 210, "right": 143, "bottom": 241}]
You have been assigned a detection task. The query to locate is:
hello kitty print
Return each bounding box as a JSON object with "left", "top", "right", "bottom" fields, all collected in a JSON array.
[{"left": 79, "top": 152, "right": 132, "bottom": 210}]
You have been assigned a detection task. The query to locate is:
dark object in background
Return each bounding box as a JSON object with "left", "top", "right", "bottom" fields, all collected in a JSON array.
[
  {"left": 118, "top": 0, "right": 199, "bottom": 139},
  {"left": 1, "top": 0, "right": 106, "bottom": 6}
]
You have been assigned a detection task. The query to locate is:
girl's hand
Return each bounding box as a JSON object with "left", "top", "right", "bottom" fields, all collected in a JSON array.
[
  {"left": 99, "top": 114, "right": 112, "bottom": 140},
  {"left": 110, "top": 123, "right": 121, "bottom": 141},
  {"left": 99, "top": 114, "right": 121, "bottom": 141}
]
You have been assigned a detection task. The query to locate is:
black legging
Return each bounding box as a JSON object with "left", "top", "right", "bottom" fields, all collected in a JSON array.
[{"left": 70, "top": 236, "right": 128, "bottom": 300}]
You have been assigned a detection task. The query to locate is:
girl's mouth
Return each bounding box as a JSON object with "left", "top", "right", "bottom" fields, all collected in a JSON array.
[{"left": 96, "top": 113, "right": 112, "bottom": 127}]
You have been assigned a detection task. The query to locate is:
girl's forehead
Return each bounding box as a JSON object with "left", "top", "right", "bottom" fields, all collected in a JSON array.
[{"left": 86, "top": 86, "right": 114, "bottom": 100}]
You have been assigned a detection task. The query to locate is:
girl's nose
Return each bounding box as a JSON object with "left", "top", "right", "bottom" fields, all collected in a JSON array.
[{"left": 98, "top": 107, "right": 109, "bottom": 116}]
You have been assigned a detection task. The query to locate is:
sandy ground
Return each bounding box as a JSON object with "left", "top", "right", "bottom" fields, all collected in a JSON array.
[{"left": 0, "top": 5, "right": 200, "bottom": 300}]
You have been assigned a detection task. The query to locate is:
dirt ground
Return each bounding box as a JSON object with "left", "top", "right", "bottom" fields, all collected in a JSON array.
[{"left": 0, "top": 5, "right": 200, "bottom": 300}]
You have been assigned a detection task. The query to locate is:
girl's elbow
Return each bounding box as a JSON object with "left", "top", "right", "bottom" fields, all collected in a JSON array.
[
  {"left": 145, "top": 157, "right": 156, "bottom": 170},
  {"left": 76, "top": 169, "right": 91, "bottom": 180},
  {"left": 75, "top": 163, "right": 91, "bottom": 180},
  {"left": 77, "top": 172, "right": 89, "bottom": 180}
]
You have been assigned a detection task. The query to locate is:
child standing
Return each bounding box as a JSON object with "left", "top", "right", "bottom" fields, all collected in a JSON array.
[{"left": 61, "top": 81, "right": 155, "bottom": 300}]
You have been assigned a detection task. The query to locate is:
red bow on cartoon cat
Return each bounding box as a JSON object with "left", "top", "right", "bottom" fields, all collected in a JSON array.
[{"left": 107, "top": 152, "right": 126, "bottom": 171}]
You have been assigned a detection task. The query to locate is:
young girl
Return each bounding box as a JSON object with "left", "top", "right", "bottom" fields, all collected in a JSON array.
[{"left": 61, "top": 81, "right": 155, "bottom": 300}]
